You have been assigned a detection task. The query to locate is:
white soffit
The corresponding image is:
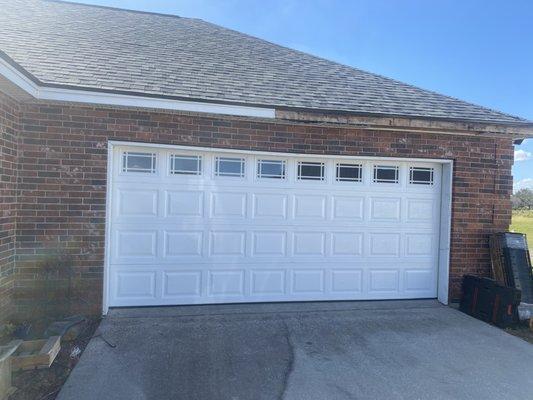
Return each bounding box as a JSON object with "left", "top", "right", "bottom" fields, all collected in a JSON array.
[{"left": 0, "top": 57, "right": 276, "bottom": 118}]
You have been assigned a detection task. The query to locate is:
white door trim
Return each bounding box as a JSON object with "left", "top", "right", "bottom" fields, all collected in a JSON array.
[{"left": 102, "top": 141, "right": 453, "bottom": 314}]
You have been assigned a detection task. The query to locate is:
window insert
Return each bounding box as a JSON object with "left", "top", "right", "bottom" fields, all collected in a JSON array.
[
  {"left": 170, "top": 155, "right": 202, "bottom": 175},
  {"left": 257, "top": 159, "right": 286, "bottom": 179},
  {"left": 122, "top": 151, "right": 156, "bottom": 173},
  {"left": 336, "top": 163, "right": 362, "bottom": 182},
  {"left": 297, "top": 161, "right": 325, "bottom": 181},
  {"left": 215, "top": 156, "right": 245, "bottom": 177},
  {"left": 409, "top": 167, "right": 434, "bottom": 185},
  {"left": 373, "top": 165, "right": 399, "bottom": 183}
]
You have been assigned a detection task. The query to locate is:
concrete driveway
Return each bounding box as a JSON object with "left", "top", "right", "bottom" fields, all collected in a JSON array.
[{"left": 58, "top": 300, "right": 533, "bottom": 400}]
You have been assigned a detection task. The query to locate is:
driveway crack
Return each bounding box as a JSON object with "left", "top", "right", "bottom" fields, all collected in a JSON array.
[{"left": 279, "top": 319, "right": 295, "bottom": 400}]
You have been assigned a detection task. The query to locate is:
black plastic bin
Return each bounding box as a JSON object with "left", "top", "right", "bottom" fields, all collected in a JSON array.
[{"left": 460, "top": 275, "right": 520, "bottom": 328}]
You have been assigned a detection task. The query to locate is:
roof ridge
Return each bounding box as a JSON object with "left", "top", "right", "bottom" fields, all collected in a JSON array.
[
  {"left": 194, "top": 19, "right": 528, "bottom": 123},
  {"left": 44, "top": 0, "right": 185, "bottom": 20}
]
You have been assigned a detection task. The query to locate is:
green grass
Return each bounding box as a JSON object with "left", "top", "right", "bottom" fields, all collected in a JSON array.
[{"left": 510, "top": 210, "right": 533, "bottom": 251}]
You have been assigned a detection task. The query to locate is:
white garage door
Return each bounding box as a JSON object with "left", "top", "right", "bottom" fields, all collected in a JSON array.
[{"left": 107, "top": 144, "right": 442, "bottom": 307}]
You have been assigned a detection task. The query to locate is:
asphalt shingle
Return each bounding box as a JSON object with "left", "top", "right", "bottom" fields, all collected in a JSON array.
[{"left": 0, "top": 0, "right": 528, "bottom": 124}]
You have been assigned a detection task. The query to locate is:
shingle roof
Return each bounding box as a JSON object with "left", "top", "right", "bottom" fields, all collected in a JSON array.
[{"left": 0, "top": 0, "right": 529, "bottom": 124}]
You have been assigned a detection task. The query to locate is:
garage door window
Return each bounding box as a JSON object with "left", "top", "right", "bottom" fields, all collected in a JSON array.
[
  {"left": 297, "top": 162, "right": 325, "bottom": 181},
  {"left": 215, "top": 157, "right": 245, "bottom": 177},
  {"left": 373, "top": 165, "right": 399, "bottom": 183},
  {"left": 170, "top": 155, "right": 202, "bottom": 175},
  {"left": 257, "top": 159, "right": 286, "bottom": 179},
  {"left": 410, "top": 167, "right": 434, "bottom": 185},
  {"left": 122, "top": 152, "right": 156, "bottom": 173},
  {"left": 336, "top": 163, "right": 362, "bottom": 182}
]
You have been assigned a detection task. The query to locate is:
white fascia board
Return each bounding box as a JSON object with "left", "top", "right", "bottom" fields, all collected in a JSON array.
[{"left": 0, "top": 58, "right": 275, "bottom": 118}]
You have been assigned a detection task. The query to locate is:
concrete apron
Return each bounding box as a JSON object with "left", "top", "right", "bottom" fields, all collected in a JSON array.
[{"left": 58, "top": 300, "right": 533, "bottom": 400}]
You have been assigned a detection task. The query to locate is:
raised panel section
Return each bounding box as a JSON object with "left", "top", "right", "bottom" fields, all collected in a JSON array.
[
  {"left": 163, "top": 271, "right": 202, "bottom": 296},
  {"left": 369, "top": 233, "right": 400, "bottom": 256},
  {"left": 210, "top": 192, "right": 246, "bottom": 218},
  {"left": 405, "top": 270, "right": 433, "bottom": 291},
  {"left": 166, "top": 191, "right": 203, "bottom": 217},
  {"left": 116, "top": 231, "right": 156, "bottom": 258},
  {"left": 118, "top": 190, "right": 157, "bottom": 217},
  {"left": 331, "top": 270, "right": 362, "bottom": 293},
  {"left": 332, "top": 196, "right": 363, "bottom": 220},
  {"left": 407, "top": 199, "right": 434, "bottom": 222},
  {"left": 370, "top": 197, "right": 401, "bottom": 221},
  {"left": 294, "top": 195, "right": 326, "bottom": 219},
  {"left": 369, "top": 270, "right": 399, "bottom": 292},
  {"left": 331, "top": 233, "right": 363, "bottom": 256},
  {"left": 251, "top": 270, "right": 285, "bottom": 295},
  {"left": 252, "top": 232, "right": 286, "bottom": 256},
  {"left": 292, "top": 270, "right": 325, "bottom": 293},
  {"left": 116, "top": 272, "right": 156, "bottom": 298},
  {"left": 253, "top": 193, "right": 287, "bottom": 218},
  {"left": 293, "top": 232, "right": 325, "bottom": 256},
  {"left": 210, "top": 231, "right": 246, "bottom": 256},
  {"left": 164, "top": 231, "right": 203, "bottom": 257},
  {"left": 209, "top": 271, "right": 244, "bottom": 296},
  {"left": 405, "top": 234, "right": 433, "bottom": 256}
]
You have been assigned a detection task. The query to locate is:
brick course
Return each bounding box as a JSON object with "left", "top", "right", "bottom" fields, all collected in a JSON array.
[{"left": 0, "top": 89, "right": 514, "bottom": 317}]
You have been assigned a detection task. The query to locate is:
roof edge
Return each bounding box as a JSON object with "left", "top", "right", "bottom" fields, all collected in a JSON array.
[
  {"left": 45, "top": 0, "right": 184, "bottom": 20},
  {"left": 1, "top": 49, "right": 532, "bottom": 138}
]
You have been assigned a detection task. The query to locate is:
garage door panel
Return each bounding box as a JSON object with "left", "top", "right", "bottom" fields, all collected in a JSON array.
[
  {"left": 404, "top": 269, "right": 434, "bottom": 292},
  {"left": 114, "top": 271, "right": 157, "bottom": 299},
  {"left": 164, "top": 231, "right": 204, "bottom": 257},
  {"left": 405, "top": 234, "right": 435, "bottom": 257},
  {"left": 209, "top": 231, "right": 246, "bottom": 256},
  {"left": 108, "top": 145, "right": 442, "bottom": 306},
  {"left": 208, "top": 270, "right": 245, "bottom": 296},
  {"left": 331, "top": 270, "right": 363, "bottom": 293},
  {"left": 293, "top": 195, "right": 327, "bottom": 219},
  {"left": 368, "top": 233, "right": 401, "bottom": 257},
  {"left": 331, "top": 196, "right": 364, "bottom": 220},
  {"left": 210, "top": 192, "right": 247, "bottom": 218},
  {"left": 117, "top": 189, "right": 158, "bottom": 217},
  {"left": 292, "top": 270, "right": 325, "bottom": 294},
  {"left": 166, "top": 190, "right": 204, "bottom": 217},
  {"left": 293, "top": 232, "right": 326, "bottom": 256},
  {"left": 252, "top": 231, "right": 287, "bottom": 256},
  {"left": 251, "top": 270, "right": 286, "bottom": 295},
  {"left": 252, "top": 193, "right": 288, "bottom": 219},
  {"left": 163, "top": 271, "right": 203, "bottom": 297},
  {"left": 370, "top": 197, "right": 401, "bottom": 221},
  {"left": 369, "top": 270, "right": 400, "bottom": 293},
  {"left": 331, "top": 232, "right": 363, "bottom": 256},
  {"left": 114, "top": 230, "right": 157, "bottom": 260}
]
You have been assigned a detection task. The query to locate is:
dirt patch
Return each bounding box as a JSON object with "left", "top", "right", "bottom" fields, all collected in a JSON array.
[
  {"left": 8, "top": 318, "right": 100, "bottom": 400},
  {"left": 505, "top": 320, "right": 533, "bottom": 344}
]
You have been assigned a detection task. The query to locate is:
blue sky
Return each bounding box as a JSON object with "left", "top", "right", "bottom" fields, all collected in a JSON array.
[{"left": 71, "top": 0, "right": 533, "bottom": 190}]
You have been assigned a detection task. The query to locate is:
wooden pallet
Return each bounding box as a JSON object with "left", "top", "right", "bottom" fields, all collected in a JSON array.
[
  {"left": 10, "top": 336, "right": 61, "bottom": 372},
  {"left": 0, "top": 340, "right": 22, "bottom": 400}
]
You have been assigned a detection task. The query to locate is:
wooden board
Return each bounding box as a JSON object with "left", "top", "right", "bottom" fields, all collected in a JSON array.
[
  {"left": 10, "top": 336, "right": 61, "bottom": 372},
  {"left": 0, "top": 340, "right": 22, "bottom": 400}
]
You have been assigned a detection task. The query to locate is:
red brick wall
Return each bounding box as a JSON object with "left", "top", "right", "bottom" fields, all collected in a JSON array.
[
  {"left": 0, "top": 91, "right": 19, "bottom": 320},
  {"left": 3, "top": 94, "right": 514, "bottom": 316}
]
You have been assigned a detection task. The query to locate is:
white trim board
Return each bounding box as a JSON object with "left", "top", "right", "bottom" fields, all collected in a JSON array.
[{"left": 0, "top": 57, "right": 275, "bottom": 118}]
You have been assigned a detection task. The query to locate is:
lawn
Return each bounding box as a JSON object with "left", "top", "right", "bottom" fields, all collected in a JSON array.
[{"left": 510, "top": 210, "right": 533, "bottom": 250}]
